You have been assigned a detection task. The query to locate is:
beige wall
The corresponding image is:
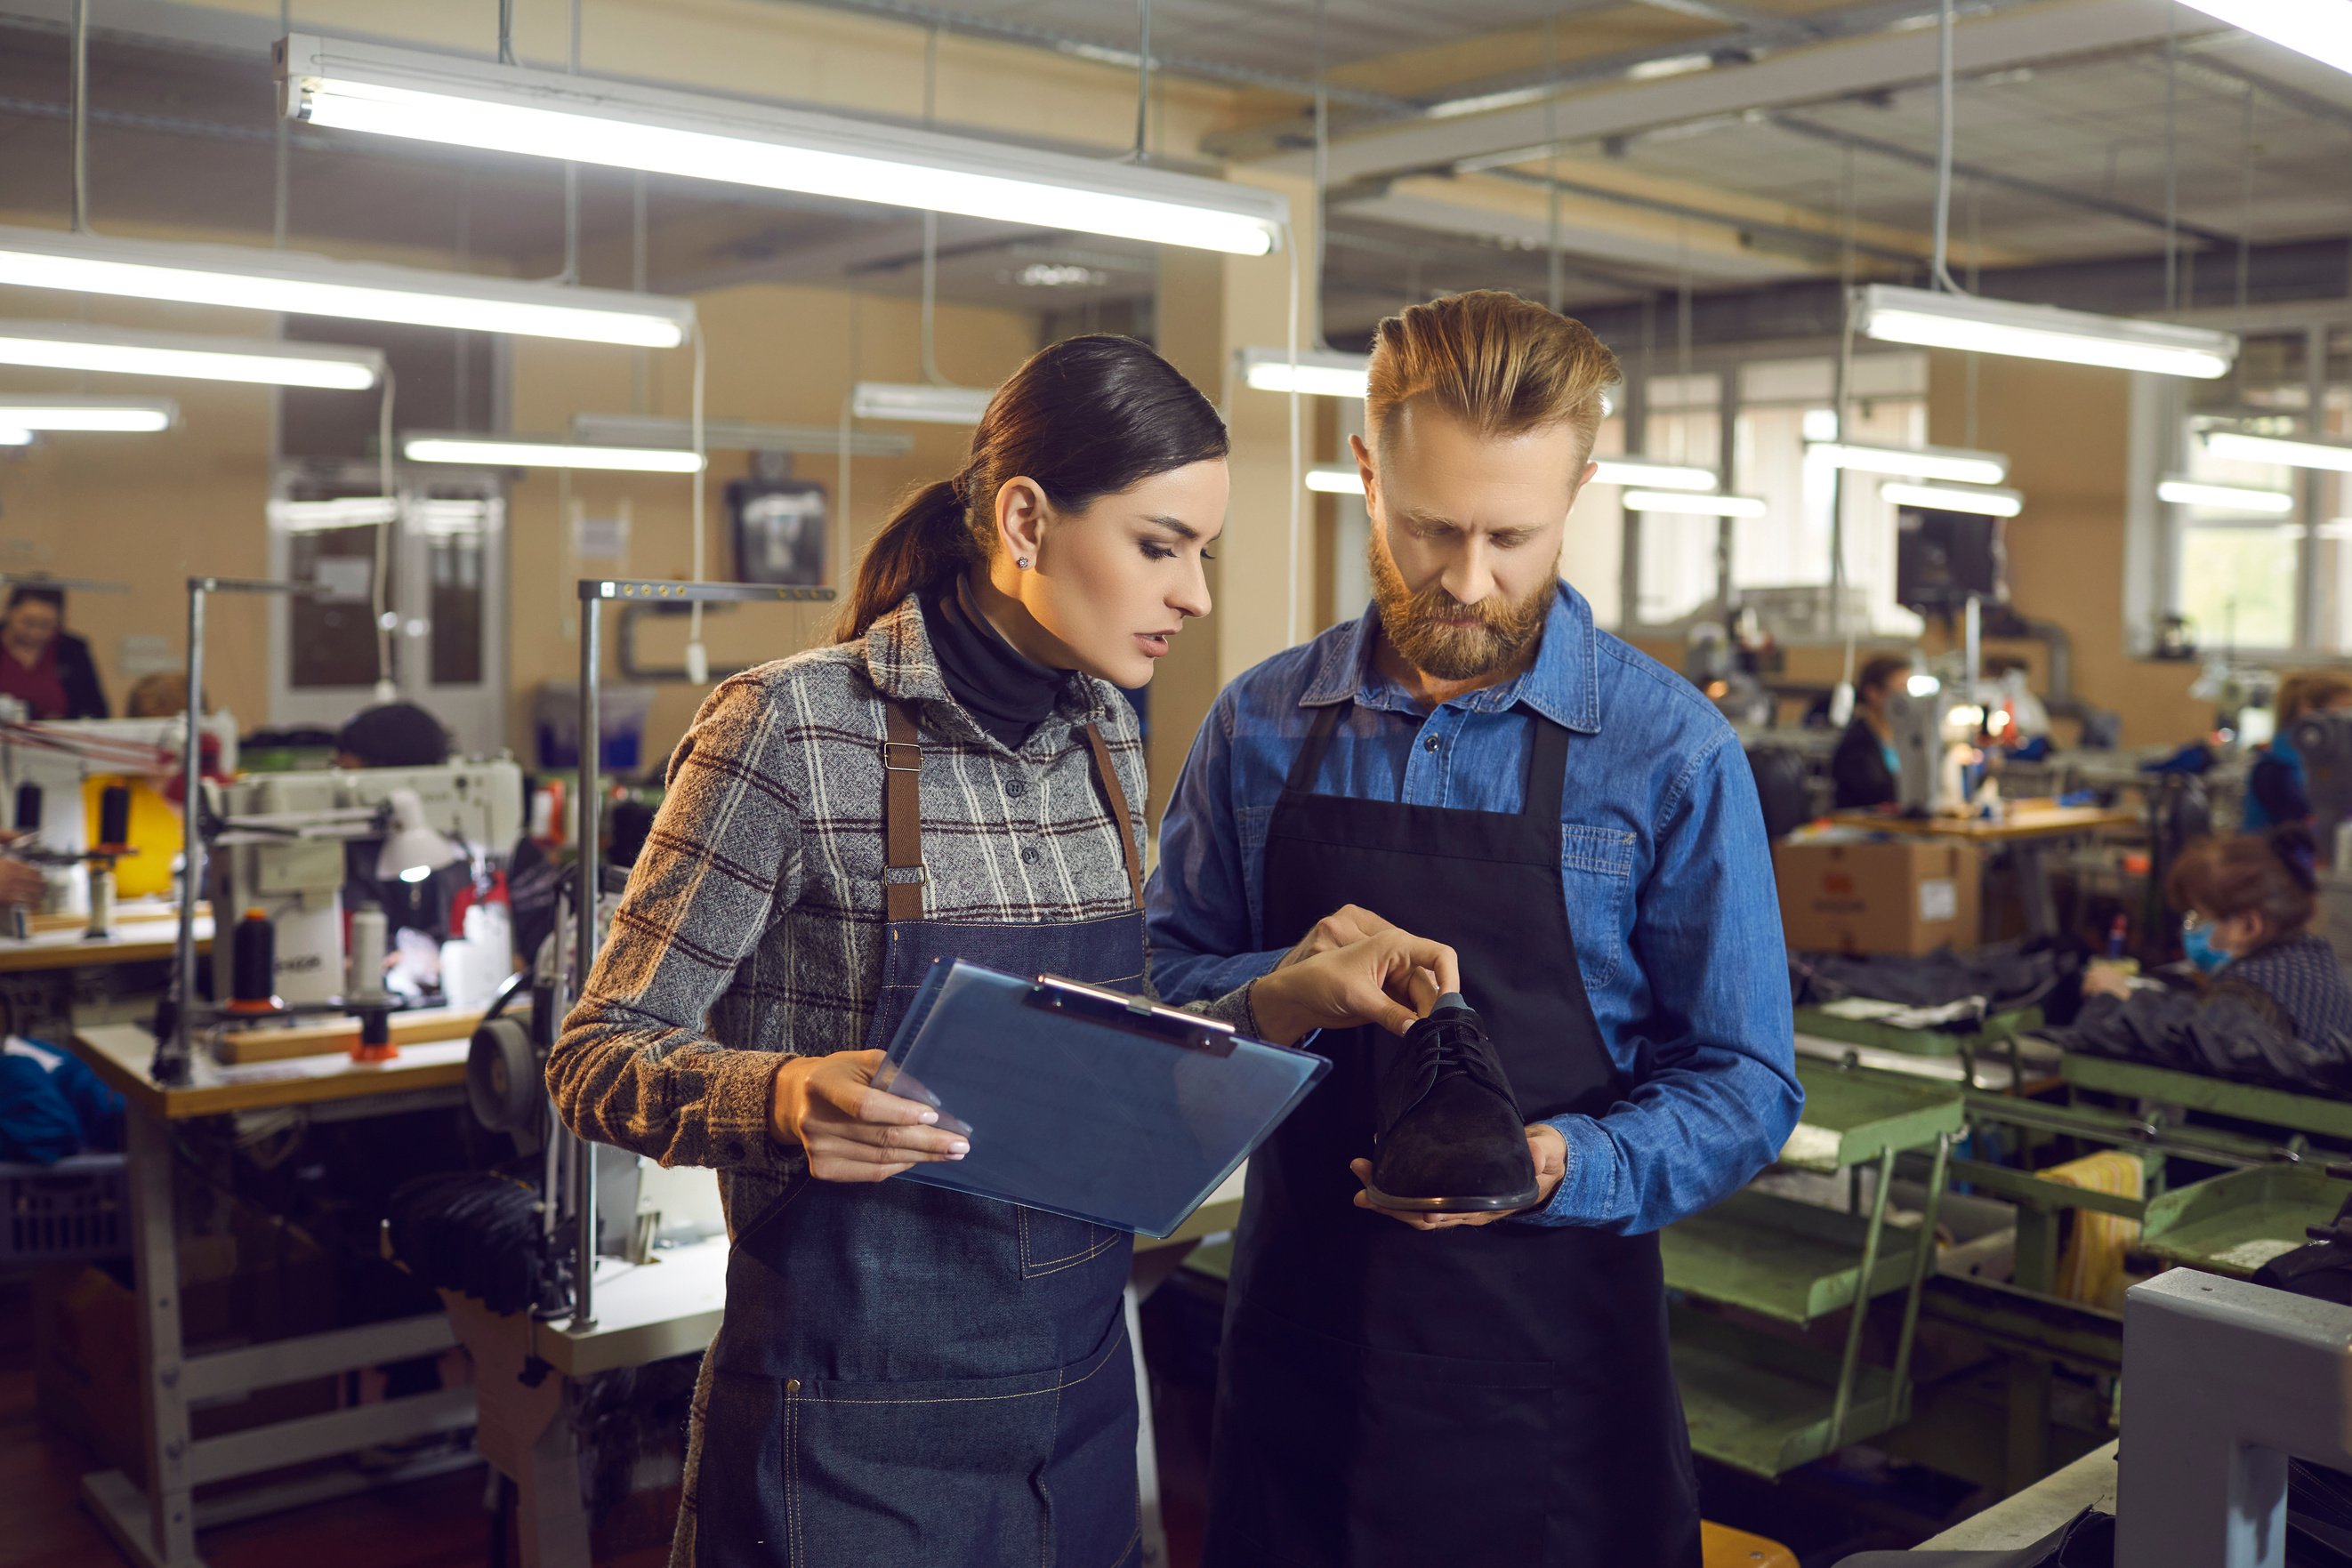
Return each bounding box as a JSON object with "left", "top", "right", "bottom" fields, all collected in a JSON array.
[
  {"left": 1921, "top": 350, "right": 2199, "bottom": 748},
  {"left": 505, "top": 280, "right": 1044, "bottom": 760}
]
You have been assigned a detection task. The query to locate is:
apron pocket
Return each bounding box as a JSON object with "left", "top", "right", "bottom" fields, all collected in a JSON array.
[
  {"left": 1018, "top": 1203, "right": 1121, "bottom": 1280},
  {"left": 1208, "top": 1305, "right": 1558, "bottom": 1568},
  {"left": 726, "top": 1323, "right": 1136, "bottom": 1568}
]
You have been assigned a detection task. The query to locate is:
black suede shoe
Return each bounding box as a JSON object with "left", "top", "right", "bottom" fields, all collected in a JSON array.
[{"left": 1364, "top": 993, "right": 1539, "bottom": 1212}]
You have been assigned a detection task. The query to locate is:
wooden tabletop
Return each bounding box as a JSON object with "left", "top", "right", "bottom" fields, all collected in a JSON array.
[
  {"left": 0, "top": 911, "right": 213, "bottom": 973},
  {"left": 69, "top": 1019, "right": 471, "bottom": 1122},
  {"left": 1829, "top": 804, "right": 2141, "bottom": 842}
]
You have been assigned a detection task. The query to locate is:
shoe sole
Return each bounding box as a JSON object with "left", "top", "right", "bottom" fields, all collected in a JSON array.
[{"left": 1361, "top": 1182, "right": 1542, "bottom": 1213}]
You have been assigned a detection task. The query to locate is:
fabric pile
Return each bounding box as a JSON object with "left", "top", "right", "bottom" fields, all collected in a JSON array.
[{"left": 0, "top": 1036, "right": 124, "bottom": 1165}]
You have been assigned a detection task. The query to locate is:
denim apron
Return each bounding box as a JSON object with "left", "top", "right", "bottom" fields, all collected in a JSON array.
[
  {"left": 1204, "top": 700, "right": 1700, "bottom": 1567},
  {"left": 693, "top": 700, "right": 1148, "bottom": 1568}
]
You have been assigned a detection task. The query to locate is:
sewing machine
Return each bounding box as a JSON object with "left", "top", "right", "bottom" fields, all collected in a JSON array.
[
  {"left": 1885, "top": 676, "right": 1999, "bottom": 815},
  {"left": 0, "top": 713, "right": 242, "bottom": 916},
  {"left": 205, "top": 760, "right": 523, "bottom": 1007}
]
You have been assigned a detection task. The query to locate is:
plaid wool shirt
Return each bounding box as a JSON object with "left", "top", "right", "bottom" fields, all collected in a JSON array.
[{"left": 550, "top": 591, "right": 1254, "bottom": 1242}]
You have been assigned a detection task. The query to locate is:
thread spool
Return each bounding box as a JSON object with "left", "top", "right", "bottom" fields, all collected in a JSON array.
[
  {"left": 84, "top": 864, "right": 114, "bottom": 939},
  {"left": 347, "top": 904, "right": 388, "bottom": 1003},
  {"left": 96, "top": 784, "right": 132, "bottom": 849},
  {"left": 228, "top": 907, "right": 282, "bottom": 1013}
]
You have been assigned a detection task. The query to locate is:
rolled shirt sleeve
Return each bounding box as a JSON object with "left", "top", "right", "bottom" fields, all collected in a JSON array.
[{"left": 1525, "top": 729, "right": 1802, "bottom": 1233}]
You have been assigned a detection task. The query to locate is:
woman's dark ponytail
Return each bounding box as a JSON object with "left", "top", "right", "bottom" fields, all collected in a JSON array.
[
  {"left": 831, "top": 478, "right": 973, "bottom": 643},
  {"left": 831, "top": 334, "right": 1227, "bottom": 644}
]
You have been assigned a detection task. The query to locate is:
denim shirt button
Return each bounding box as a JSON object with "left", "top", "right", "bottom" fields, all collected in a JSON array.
[{"left": 1422, "top": 736, "right": 1439, "bottom": 752}]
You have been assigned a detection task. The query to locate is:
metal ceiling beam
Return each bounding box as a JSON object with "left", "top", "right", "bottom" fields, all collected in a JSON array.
[
  {"left": 764, "top": 0, "right": 1416, "bottom": 112},
  {"left": 1476, "top": 165, "right": 1925, "bottom": 265},
  {"left": 1338, "top": 184, "right": 1824, "bottom": 283},
  {"left": 1769, "top": 112, "right": 2242, "bottom": 248},
  {"left": 1242, "top": 0, "right": 2214, "bottom": 186},
  {"left": 2178, "top": 47, "right": 2352, "bottom": 133}
]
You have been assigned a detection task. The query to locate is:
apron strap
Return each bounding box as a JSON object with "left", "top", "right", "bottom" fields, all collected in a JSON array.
[
  {"left": 879, "top": 701, "right": 1146, "bottom": 919},
  {"left": 1081, "top": 722, "right": 1147, "bottom": 911},
  {"left": 1523, "top": 712, "right": 1569, "bottom": 824},
  {"left": 1283, "top": 702, "right": 1349, "bottom": 795},
  {"left": 882, "top": 700, "right": 927, "bottom": 922}
]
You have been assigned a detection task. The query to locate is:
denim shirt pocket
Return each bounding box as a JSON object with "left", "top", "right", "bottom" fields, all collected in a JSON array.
[{"left": 1559, "top": 824, "right": 1637, "bottom": 992}]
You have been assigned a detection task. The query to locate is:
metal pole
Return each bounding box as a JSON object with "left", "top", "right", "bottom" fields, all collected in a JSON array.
[
  {"left": 1964, "top": 592, "right": 1983, "bottom": 689},
  {"left": 1827, "top": 1145, "right": 1897, "bottom": 1450},
  {"left": 572, "top": 590, "right": 602, "bottom": 1329},
  {"left": 163, "top": 582, "right": 205, "bottom": 1085}
]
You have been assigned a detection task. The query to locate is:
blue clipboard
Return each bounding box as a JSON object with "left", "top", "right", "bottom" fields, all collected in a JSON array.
[{"left": 870, "top": 958, "right": 1328, "bottom": 1238}]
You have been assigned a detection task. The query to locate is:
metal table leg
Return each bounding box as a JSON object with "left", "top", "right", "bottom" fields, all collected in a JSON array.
[
  {"left": 1126, "top": 1281, "right": 1169, "bottom": 1568},
  {"left": 82, "top": 1105, "right": 202, "bottom": 1567}
]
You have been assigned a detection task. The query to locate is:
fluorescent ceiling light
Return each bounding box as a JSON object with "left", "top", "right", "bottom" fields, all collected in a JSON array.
[
  {"left": 2158, "top": 477, "right": 2296, "bottom": 514},
  {"left": 573, "top": 412, "right": 913, "bottom": 458},
  {"left": 1853, "top": 283, "right": 2236, "bottom": 380},
  {"left": 2175, "top": 0, "right": 2352, "bottom": 76},
  {"left": 268, "top": 496, "right": 401, "bottom": 530},
  {"left": 1591, "top": 458, "right": 1717, "bottom": 491},
  {"left": 849, "top": 382, "right": 996, "bottom": 426},
  {"left": 0, "top": 223, "right": 692, "bottom": 348},
  {"left": 279, "top": 34, "right": 1287, "bottom": 257},
  {"left": 1626, "top": 52, "right": 1715, "bottom": 82},
  {"left": 0, "top": 396, "right": 177, "bottom": 431},
  {"left": 1305, "top": 464, "right": 1364, "bottom": 495},
  {"left": 0, "top": 320, "right": 383, "bottom": 390},
  {"left": 404, "top": 435, "right": 705, "bottom": 473},
  {"left": 1623, "top": 489, "right": 1768, "bottom": 518},
  {"left": 0, "top": 429, "right": 29, "bottom": 446},
  {"left": 2205, "top": 430, "right": 2352, "bottom": 473},
  {"left": 1808, "top": 440, "right": 2008, "bottom": 486},
  {"left": 1238, "top": 348, "right": 1369, "bottom": 399},
  {"left": 1882, "top": 481, "right": 2025, "bottom": 518}
]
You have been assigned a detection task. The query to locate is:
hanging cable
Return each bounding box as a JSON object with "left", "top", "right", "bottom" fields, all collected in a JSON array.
[
  {"left": 685, "top": 325, "right": 708, "bottom": 682},
  {"left": 273, "top": 0, "right": 291, "bottom": 246},
  {"left": 68, "top": 0, "right": 91, "bottom": 233},
  {"left": 1929, "top": 0, "right": 1961, "bottom": 293},
  {"left": 630, "top": 173, "right": 648, "bottom": 414},
  {"left": 1285, "top": 221, "right": 1302, "bottom": 648},
  {"left": 1311, "top": 0, "right": 1331, "bottom": 348},
  {"left": 375, "top": 367, "right": 399, "bottom": 702},
  {"left": 2163, "top": 4, "right": 2181, "bottom": 314},
  {"left": 1545, "top": 15, "right": 1563, "bottom": 314},
  {"left": 2236, "top": 85, "right": 2255, "bottom": 407},
  {"left": 1131, "top": 0, "right": 1153, "bottom": 161},
  {"left": 920, "top": 29, "right": 946, "bottom": 385},
  {"left": 497, "top": 0, "right": 518, "bottom": 66}
]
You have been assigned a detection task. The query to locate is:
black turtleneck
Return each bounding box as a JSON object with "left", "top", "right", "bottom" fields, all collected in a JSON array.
[{"left": 921, "top": 575, "right": 1067, "bottom": 749}]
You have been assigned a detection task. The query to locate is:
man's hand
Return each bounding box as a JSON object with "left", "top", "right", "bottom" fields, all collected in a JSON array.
[
  {"left": 1277, "top": 904, "right": 1401, "bottom": 969},
  {"left": 1348, "top": 1124, "right": 1567, "bottom": 1231},
  {"left": 1249, "top": 927, "right": 1460, "bottom": 1044},
  {"left": 769, "top": 1049, "right": 971, "bottom": 1182}
]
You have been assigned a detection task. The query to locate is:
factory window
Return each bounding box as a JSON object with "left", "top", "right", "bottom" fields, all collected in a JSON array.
[
  {"left": 2168, "top": 326, "right": 2352, "bottom": 656},
  {"left": 1622, "top": 353, "right": 1927, "bottom": 639}
]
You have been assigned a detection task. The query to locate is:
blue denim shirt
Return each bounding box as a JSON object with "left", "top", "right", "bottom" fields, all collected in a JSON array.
[{"left": 1147, "top": 582, "right": 1801, "bottom": 1234}]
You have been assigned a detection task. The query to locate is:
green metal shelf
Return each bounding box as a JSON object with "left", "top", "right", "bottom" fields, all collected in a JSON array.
[
  {"left": 1663, "top": 1189, "right": 1930, "bottom": 1325},
  {"left": 1670, "top": 1307, "right": 1907, "bottom": 1478},
  {"left": 2060, "top": 1054, "right": 2352, "bottom": 1144},
  {"left": 1781, "top": 1060, "right": 1967, "bottom": 1172},
  {"left": 2139, "top": 1162, "right": 2340, "bottom": 1277},
  {"left": 1795, "top": 1004, "right": 2042, "bottom": 1061}
]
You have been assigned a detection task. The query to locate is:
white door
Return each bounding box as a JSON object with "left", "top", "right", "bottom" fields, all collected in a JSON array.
[{"left": 267, "top": 467, "right": 510, "bottom": 757}]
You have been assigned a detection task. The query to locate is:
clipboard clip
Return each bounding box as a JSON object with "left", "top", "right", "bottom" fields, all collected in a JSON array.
[{"left": 1027, "top": 974, "right": 1238, "bottom": 1057}]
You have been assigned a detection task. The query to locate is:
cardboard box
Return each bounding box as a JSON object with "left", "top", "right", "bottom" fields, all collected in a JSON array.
[{"left": 1774, "top": 836, "right": 1982, "bottom": 956}]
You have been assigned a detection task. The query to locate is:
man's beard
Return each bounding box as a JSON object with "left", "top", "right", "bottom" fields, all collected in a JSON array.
[{"left": 1367, "top": 526, "right": 1552, "bottom": 682}]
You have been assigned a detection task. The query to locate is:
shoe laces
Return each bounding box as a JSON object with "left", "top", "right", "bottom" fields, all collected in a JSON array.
[{"left": 1420, "top": 1014, "right": 1514, "bottom": 1106}]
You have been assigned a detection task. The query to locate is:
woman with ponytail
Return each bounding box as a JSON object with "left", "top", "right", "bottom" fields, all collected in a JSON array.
[{"left": 551, "top": 334, "right": 1457, "bottom": 1568}]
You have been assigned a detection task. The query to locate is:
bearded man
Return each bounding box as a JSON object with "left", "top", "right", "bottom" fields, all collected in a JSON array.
[{"left": 1146, "top": 290, "right": 1801, "bottom": 1568}]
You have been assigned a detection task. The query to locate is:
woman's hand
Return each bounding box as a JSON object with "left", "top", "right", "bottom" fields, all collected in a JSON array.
[
  {"left": 768, "top": 1049, "right": 970, "bottom": 1182},
  {"left": 1249, "top": 927, "right": 1460, "bottom": 1045}
]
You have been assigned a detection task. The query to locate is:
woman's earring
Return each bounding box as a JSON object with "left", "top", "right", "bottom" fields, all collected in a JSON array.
[{"left": 1016, "top": 557, "right": 1031, "bottom": 569}]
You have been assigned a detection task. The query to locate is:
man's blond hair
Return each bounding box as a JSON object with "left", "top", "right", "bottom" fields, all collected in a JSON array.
[{"left": 1365, "top": 290, "right": 1618, "bottom": 462}]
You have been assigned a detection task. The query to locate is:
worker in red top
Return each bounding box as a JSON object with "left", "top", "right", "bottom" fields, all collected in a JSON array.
[{"left": 0, "top": 585, "right": 109, "bottom": 721}]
